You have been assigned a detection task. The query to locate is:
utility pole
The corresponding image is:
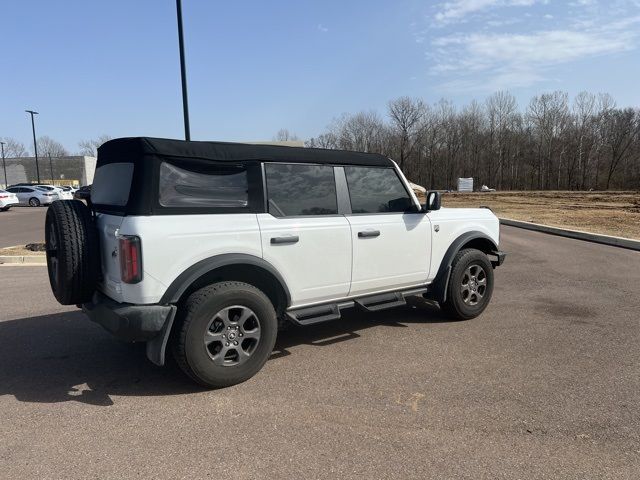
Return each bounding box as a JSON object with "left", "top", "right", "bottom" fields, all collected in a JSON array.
[
  {"left": 1, "top": 141, "right": 7, "bottom": 188},
  {"left": 25, "top": 110, "right": 41, "bottom": 183},
  {"left": 48, "top": 152, "right": 54, "bottom": 183},
  {"left": 176, "top": 0, "right": 191, "bottom": 141}
]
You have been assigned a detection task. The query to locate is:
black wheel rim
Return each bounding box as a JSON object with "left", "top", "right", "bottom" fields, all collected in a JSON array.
[{"left": 204, "top": 305, "right": 261, "bottom": 367}]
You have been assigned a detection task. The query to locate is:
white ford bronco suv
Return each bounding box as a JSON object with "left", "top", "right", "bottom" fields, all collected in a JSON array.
[{"left": 45, "top": 137, "right": 505, "bottom": 388}]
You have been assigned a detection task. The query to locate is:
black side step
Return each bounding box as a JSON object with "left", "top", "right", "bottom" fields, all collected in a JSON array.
[
  {"left": 355, "top": 292, "right": 406, "bottom": 312},
  {"left": 286, "top": 304, "right": 342, "bottom": 326},
  {"left": 286, "top": 287, "right": 429, "bottom": 326}
]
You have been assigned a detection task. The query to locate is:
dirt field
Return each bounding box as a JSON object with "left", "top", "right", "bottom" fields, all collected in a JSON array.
[{"left": 442, "top": 191, "right": 640, "bottom": 240}]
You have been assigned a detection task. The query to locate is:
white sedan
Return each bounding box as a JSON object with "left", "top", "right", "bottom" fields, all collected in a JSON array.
[
  {"left": 34, "top": 184, "right": 74, "bottom": 200},
  {"left": 0, "top": 189, "right": 20, "bottom": 211},
  {"left": 5, "top": 186, "right": 57, "bottom": 206}
]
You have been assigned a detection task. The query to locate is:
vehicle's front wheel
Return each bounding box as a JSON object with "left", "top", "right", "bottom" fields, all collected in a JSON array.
[
  {"left": 172, "top": 281, "right": 278, "bottom": 388},
  {"left": 440, "top": 248, "right": 494, "bottom": 320}
]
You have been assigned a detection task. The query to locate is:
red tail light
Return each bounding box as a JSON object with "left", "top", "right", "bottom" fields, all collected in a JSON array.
[
  {"left": 118, "top": 235, "right": 143, "bottom": 284},
  {"left": 0, "top": 195, "right": 8, "bottom": 199}
]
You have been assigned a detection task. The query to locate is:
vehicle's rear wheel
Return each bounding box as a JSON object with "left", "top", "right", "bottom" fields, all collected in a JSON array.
[
  {"left": 440, "top": 248, "right": 494, "bottom": 320},
  {"left": 0, "top": 206, "right": 9, "bottom": 211},
  {"left": 172, "top": 281, "right": 278, "bottom": 388},
  {"left": 29, "top": 197, "right": 40, "bottom": 207},
  {"left": 45, "top": 200, "right": 100, "bottom": 305}
]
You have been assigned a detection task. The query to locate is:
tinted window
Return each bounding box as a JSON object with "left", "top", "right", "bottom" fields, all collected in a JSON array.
[
  {"left": 265, "top": 164, "right": 337, "bottom": 216},
  {"left": 6, "top": 187, "right": 19, "bottom": 193},
  {"left": 344, "top": 167, "right": 413, "bottom": 214},
  {"left": 159, "top": 161, "right": 248, "bottom": 208},
  {"left": 92, "top": 162, "right": 134, "bottom": 206}
]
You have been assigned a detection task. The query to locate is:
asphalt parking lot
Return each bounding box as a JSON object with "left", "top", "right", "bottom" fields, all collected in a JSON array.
[
  {"left": 0, "top": 206, "right": 47, "bottom": 248},
  {"left": 1, "top": 226, "right": 639, "bottom": 479}
]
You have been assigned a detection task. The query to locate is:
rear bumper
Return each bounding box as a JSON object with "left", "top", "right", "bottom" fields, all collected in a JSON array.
[{"left": 82, "top": 291, "right": 175, "bottom": 342}]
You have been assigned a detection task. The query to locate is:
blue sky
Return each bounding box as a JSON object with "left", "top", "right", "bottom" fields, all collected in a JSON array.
[{"left": 1, "top": 0, "right": 639, "bottom": 153}]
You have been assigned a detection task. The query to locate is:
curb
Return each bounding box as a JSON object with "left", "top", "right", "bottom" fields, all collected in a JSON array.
[
  {"left": 500, "top": 218, "right": 640, "bottom": 251},
  {"left": 0, "top": 255, "right": 46, "bottom": 265}
]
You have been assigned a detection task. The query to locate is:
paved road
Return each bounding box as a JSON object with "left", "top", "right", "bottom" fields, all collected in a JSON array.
[
  {"left": 1, "top": 226, "right": 638, "bottom": 479},
  {"left": 0, "top": 206, "right": 47, "bottom": 247}
]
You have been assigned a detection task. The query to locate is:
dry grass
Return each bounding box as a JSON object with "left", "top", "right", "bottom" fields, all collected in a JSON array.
[{"left": 442, "top": 191, "right": 640, "bottom": 240}]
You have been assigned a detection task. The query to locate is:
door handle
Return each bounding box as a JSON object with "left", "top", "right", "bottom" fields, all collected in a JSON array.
[
  {"left": 270, "top": 235, "right": 299, "bottom": 245},
  {"left": 358, "top": 230, "right": 380, "bottom": 238}
]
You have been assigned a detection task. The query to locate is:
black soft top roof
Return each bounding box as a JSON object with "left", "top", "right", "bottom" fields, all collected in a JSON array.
[{"left": 98, "top": 136, "right": 393, "bottom": 167}]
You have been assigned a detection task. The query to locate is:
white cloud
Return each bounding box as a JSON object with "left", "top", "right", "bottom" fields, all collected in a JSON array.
[
  {"left": 429, "top": 17, "right": 640, "bottom": 91},
  {"left": 434, "top": 0, "right": 544, "bottom": 24},
  {"left": 317, "top": 24, "right": 328, "bottom": 33}
]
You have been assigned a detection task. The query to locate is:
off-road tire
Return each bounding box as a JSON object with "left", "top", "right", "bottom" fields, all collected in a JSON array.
[
  {"left": 45, "top": 200, "right": 100, "bottom": 305},
  {"left": 172, "top": 281, "right": 278, "bottom": 388},
  {"left": 440, "top": 248, "right": 494, "bottom": 320}
]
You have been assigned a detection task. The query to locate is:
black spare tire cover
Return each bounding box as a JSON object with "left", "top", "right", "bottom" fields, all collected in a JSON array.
[{"left": 45, "top": 200, "right": 100, "bottom": 305}]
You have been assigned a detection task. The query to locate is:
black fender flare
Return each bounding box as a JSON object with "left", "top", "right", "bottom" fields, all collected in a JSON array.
[
  {"left": 427, "top": 231, "right": 498, "bottom": 303},
  {"left": 159, "top": 253, "right": 291, "bottom": 306},
  {"left": 148, "top": 254, "right": 291, "bottom": 366}
]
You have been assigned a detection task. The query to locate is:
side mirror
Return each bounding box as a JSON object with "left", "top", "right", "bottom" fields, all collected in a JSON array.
[
  {"left": 74, "top": 186, "right": 91, "bottom": 201},
  {"left": 423, "top": 191, "right": 441, "bottom": 211}
]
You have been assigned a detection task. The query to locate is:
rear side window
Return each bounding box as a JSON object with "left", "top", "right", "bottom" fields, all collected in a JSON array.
[
  {"left": 92, "top": 162, "right": 134, "bottom": 207},
  {"left": 159, "top": 162, "right": 248, "bottom": 208},
  {"left": 265, "top": 164, "right": 337, "bottom": 216},
  {"left": 344, "top": 166, "right": 413, "bottom": 213}
]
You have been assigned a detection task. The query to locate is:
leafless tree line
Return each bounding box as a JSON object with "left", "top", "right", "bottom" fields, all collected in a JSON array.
[
  {"left": 0, "top": 135, "right": 112, "bottom": 159},
  {"left": 306, "top": 91, "right": 640, "bottom": 191}
]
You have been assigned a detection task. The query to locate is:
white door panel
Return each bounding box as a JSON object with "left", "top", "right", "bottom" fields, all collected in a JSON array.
[
  {"left": 347, "top": 213, "right": 431, "bottom": 296},
  {"left": 258, "top": 214, "right": 351, "bottom": 306}
]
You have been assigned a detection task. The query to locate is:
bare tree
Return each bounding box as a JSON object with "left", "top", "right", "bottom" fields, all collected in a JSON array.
[
  {"left": 78, "top": 135, "right": 113, "bottom": 157},
  {"left": 273, "top": 129, "right": 299, "bottom": 142},
  {"left": 602, "top": 108, "right": 639, "bottom": 189},
  {"left": 387, "top": 97, "right": 427, "bottom": 169},
  {"left": 308, "top": 90, "right": 638, "bottom": 191},
  {"left": 306, "top": 132, "right": 338, "bottom": 149},
  {"left": 36, "top": 136, "right": 68, "bottom": 158},
  {"left": 0, "top": 137, "right": 28, "bottom": 157},
  {"left": 486, "top": 91, "right": 518, "bottom": 189}
]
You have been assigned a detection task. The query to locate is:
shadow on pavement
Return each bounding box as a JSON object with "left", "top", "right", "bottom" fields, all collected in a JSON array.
[{"left": 0, "top": 300, "right": 449, "bottom": 406}]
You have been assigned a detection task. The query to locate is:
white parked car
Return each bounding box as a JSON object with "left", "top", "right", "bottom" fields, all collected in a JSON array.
[
  {"left": 34, "top": 184, "right": 73, "bottom": 200},
  {"left": 0, "top": 189, "right": 20, "bottom": 211},
  {"left": 6, "top": 185, "right": 57, "bottom": 206},
  {"left": 60, "top": 185, "right": 79, "bottom": 195},
  {"left": 44, "top": 137, "right": 506, "bottom": 388}
]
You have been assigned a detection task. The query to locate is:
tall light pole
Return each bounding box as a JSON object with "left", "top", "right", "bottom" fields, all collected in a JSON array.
[
  {"left": 48, "top": 152, "right": 54, "bottom": 183},
  {"left": 0, "top": 141, "right": 7, "bottom": 188},
  {"left": 176, "top": 0, "right": 191, "bottom": 141},
  {"left": 25, "top": 110, "right": 41, "bottom": 183}
]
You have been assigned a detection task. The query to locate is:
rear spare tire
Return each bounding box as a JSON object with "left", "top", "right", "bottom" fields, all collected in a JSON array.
[{"left": 45, "top": 200, "right": 100, "bottom": 305}]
